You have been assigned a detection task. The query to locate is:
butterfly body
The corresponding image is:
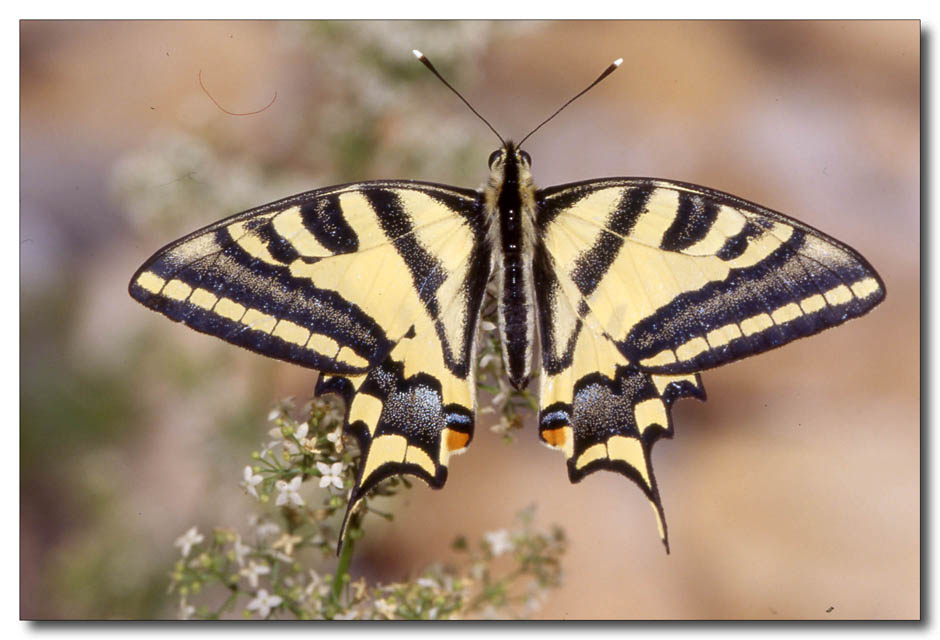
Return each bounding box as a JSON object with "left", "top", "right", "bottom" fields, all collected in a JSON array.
[
  {"left": 488, "top": 141, "right": 537, "bottom": 389},
  {"left": 130, "top": 113, "right": 884, "bottom": 553}
]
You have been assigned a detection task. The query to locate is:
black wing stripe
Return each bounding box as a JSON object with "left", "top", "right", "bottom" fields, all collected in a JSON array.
[
  {"left": 660, "top": 192, "right": 719, "bottom": 252},
  {"left": 569, "top": 185, "right": 651, "bottom": 297},
  {"left": 299, "top": 194, "right": 360, "bottom": 254},
  {"left": 715, "top": 220, "right": 766, "bottom": 261},
  {"left": 365, "top": 190, "right": 447, "bottom": 315}
]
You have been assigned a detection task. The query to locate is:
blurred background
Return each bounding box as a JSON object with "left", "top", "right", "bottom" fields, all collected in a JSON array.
[{"left": 20, "top": 20, "right": 918, "bottom": 619}]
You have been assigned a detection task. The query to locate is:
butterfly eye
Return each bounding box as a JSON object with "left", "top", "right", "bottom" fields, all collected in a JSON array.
[
  {"left": 488, "top": 149, "right": 502, "bottom": 169},
  {"left": 520, "top": 150, "right": 532, "bottom": 167}
]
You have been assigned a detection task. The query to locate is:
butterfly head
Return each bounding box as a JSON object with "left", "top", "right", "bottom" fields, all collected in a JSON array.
[
  {"left": 487, "top": 142, "right": 531, "bottom": 172},
  {"left": 487, "top": 141, "right": 534, "bottom": 193}
]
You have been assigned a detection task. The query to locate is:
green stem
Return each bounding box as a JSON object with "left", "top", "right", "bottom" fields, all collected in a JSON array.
[
  {"left": 331, "top": 523, "right": 357, "bottom": 605},
  {"left": 466, "top": 567, "right": 525, "bottom": 612},
  {"left": 210, "top": 590, "right": 239, "bottom": 619}
]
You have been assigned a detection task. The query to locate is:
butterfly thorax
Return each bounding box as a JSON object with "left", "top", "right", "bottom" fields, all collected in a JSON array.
[{"left": 485, "top": 141, "right": 538, "bottom": 390}]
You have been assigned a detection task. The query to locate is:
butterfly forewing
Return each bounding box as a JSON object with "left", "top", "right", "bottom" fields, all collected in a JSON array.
[
  {"left": 535, "top": 178, "right": 886, "bottom": 375},
  {"left": 130, "top": 181, "right": 484, "bottom": 371}
]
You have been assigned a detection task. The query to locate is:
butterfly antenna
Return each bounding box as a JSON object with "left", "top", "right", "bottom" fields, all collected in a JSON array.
[
  {"left": 413, "top": 49, "right": 505, "bottom": 146},
  {"left": 518, "top": 57, "right": 623, "bottom": 148}
]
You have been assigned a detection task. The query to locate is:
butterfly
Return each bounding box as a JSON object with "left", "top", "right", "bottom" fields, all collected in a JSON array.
[{"left": 129, "top": 52, "right": 885, "bottom": 552}]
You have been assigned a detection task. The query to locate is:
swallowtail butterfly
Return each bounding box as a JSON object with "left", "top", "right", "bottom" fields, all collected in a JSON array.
[{"left": 129, "top": 52, "right": 885, "bottom": 551}]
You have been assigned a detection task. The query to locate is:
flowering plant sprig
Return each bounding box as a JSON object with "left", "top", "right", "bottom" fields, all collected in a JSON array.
[{"left": 168, "top": 395, "right": 566, "bottom": 620}]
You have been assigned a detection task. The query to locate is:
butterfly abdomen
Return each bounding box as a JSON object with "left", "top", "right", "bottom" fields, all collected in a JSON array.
[{"left": 489, "top": 142, "right": 538, "bottom": 389}]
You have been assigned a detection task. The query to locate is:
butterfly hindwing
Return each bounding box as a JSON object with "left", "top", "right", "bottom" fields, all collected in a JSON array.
[
  {"left": 536, "top": 178, "right": 886, "bottom": 375},
  {"left": 533, "top": 228, "right": 698, "bottom": 548},
  {"left": 130, "top": 180, "right": 492, "bottom": 529},
  {"left": 549, "top": 369, "right": 704, "bottom": 550},
  {"left": 533, "top": 177, "right": 884, "bottom": 549}
]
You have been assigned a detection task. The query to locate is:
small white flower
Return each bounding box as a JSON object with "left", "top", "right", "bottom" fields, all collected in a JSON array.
[
  {"left": 479, "top": 352, "right": 495, "bottom": 368},
  {"left": 179, "top": 598, "right": 195, "bottom": 620},
  {"left": 267, "top": 425, "right": 301, "bottom": 455},
  {"left": 304, "top": 569, "right": 331, "bottom": 599},
  {"left": 258, "top": 440, "right": 279, "bottom": 459},
  {"left": 484, "top": 529, "right": 514, "bottom": 556},
  {"left": 283, "top": 439, "right": 300, "bottom": 456},
  {"left": 481, "top": 320, "right": 497, "bottom": 332},
  {"left": 333, "top": 608, "right": 359, "bottom": 620},
  {"left": 374, "top": 598, "right": 397, "bottom": 619},
  {"left": 490, "top": 379, "right": 510, "bottom": 409},
  {"left": 316, "top": 461, "right": 346, "bottom": 491},
  {"left": 481, "top": 604, "right": 501, "bottom": 619},
  {"left": 352, "top": 578, "right": 368, "bottom": 600},
  {"left": 240, "top": 560, "right": 270, "bottom": 589},
  {"left": 247, "top": 589, "right": 283, "bottom": 618},
  {"left": 240, "top": 466, "right": 263, "bottom": 499},
  {"left": 294, "top": 422, "right": 319, "bottom": 452},
  {"left": 266, "top": 398, "right": 295, "bottom": 423},
  {"left": 273, "top": 551, "right": 294, "bottom": 564},
  {"left": 253, "top": 518, "right": 280, "bottom": 541},
  {"left": 260, "top": 426, "right": 287, "bottom": 458},
  {"left": 277, "top": 421, "right": 313, "bottom": 454},
  {"left": 521, "top": 592, "right": 544, "bottom": 616},
  {"left": 490, "top": 415, "right": 514, "bottom": 437},
  {"left": 174, "top": 526, "right": 203, "bottom": 557},
  {"left": 326, "top": 428, "right": 344, "bottom": 452},
  {"left": 275, "top": 476, "right": 305, "bottom": 507},
  {"left": 272, "top": 532, "right": 303, "bottom": 557},
  {"left": 233, "top": 535, "right": 251, "bottom": 567},
  {"left": 416, "top": 577, "right": 437, "bottom": 589}
]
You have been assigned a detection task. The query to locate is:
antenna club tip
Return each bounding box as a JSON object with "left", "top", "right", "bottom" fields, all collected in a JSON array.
[
  {"left": 613, "top": 57, "right": 624, "bottom": 67},
  {"left": 412, "top": 49, "right": 424, "bottom": 59}
]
